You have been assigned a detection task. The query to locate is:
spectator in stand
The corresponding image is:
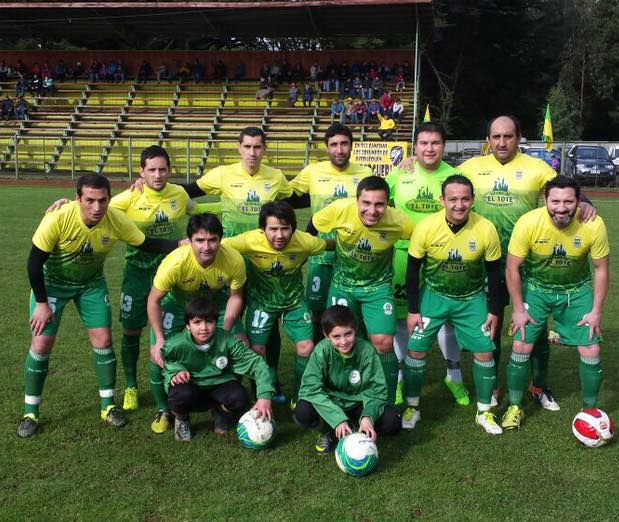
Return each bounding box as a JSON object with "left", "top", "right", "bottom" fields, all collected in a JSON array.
[
  {"left": 53, "top": 60, "right": 67, "bottom": 82},
  {"left": 1, "top": 94, "right": 14, "bottom": 120},
  {"left": 281, "top": 59, "right": 291, "bottom": 82},
  {"left": 341, "top": 97, "right": 355, "bottom": 124},
  {"left": 97, "top": 63, "right": 108, "bottom": 82},
  {"left": 309, "top": 62, "right": 320, "bottom": 89},
  {"left": 256, "top": 77, "right": 273, "bottom": 101},
  {"left": 14, "top": 96, "right": 29, "bottom": 120},
  {"left": 15, "top": 72, "right": 27, "bottom": 97},
  {"left": 380, "top": 90, "right": 395, "bottom": 116},
  {"left": 115, "top": 62, "right": 126, "bottom": 82},
  {"left": 391, "top": 97, "right": 404, "bottom": 123},
  {"left": 288, "top": 82, "right": 299, "bottom": 107},
  {"left": 106, "top": 62, "right": 117, "bottom": 82},
  {"left": 30, "top": 74, "right": 43, "bottom": 97},
  {"left": 42, "top": 62, "right": 51, "bottom": 78},
  {"left": 137, "top": 60, "right": 152, "bottom": 83},
  {"left": 32, "top": 62, "right": 41, "bottom": 77},
  {"left": 42, "top": 73, "right": 55, "bottom": 95},
  {"left": 394, "top": 70, "right": 405, "bottom": 92},
  {"left": 191, "top": 60, "right": 204, "bottom": 83},
  {"left": 353, "top": 99, "right": 367, "bottom": 125},
  {"left": 352, "top": 76, "right": 363, "bottom": 98},
  {"left": 361, "top": 74, "right": 372, "bottom": 100},
  {"left": 72, "top": 61, "right": 84, "bottom": 80},
  {"left": 178, "top": 62, "right": 191, "bottom": 82},
  {"left": 213, "top": 60, "right": 227, "bottom": 80},
  {"left": 88, "top": 61, "right": 99, "bottom": 82},
  {"left": 371, "top": 76, "right": 384, "bottom": 98},
  {"left": 16, "top": 60, "right": 27, "bottom": 76},
  {"left": 156, "top": 63, "right": 167, "bottom": 83},
  {"left": 302, "top": 82, "right": 314, "bottom": 107},
  {"left": 260, "top": 61, "right": 270, "bottom": 79},
  {"left": 292, "top": 62, "right": 304, "bottom": 82},
  {"left": 340, "top": 77, "right": 353, "bottom": 98},
  {"left": 402, "top": 61, "right": 411, "bottom": 79},
  {"left": 323, "top": 65, "right": 338, "bottom": 92},
  {"left": 234, "top": 62, "right": 246, "bottom": 81},
  {"left": 330, "top": 98, "right": 344, "bottom": 123},
  {"left": 377, "top": 113, "right": 396, "bottom": 140},
  {"left": 367, "top": 98, "right": 381, "bottom": 123},
  {"left": 168, "top": 60, "right": 179, "bottom": 83},
  {"left": 0, "top": 61, "right": 10, "bottom": 81}
]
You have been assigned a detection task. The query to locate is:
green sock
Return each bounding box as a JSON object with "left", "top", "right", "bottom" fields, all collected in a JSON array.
[
  {"left": 294, "top": 355, "right": 309, "bottom": 402},
  {"left": 379, "top": 351, "right": 399, "bottom": 404},
  {"left": 580, "top": 356, "right": 602, "bottom": 409},
  {"left": 267, "top": 366, "right": 279, "bottom": 391},
  {"left": 265, "top": 328, "right": 281, "bottom": 387},
  {"left": 473, "top": 358, "right": 496, "bottom": 408},
  {"left": 403, "top": 355, "right": 426, "bottom": 400},
  {"left": 121, "top": 334, "right": 140, "bottom": 389},
  {"left": 23, "top": 350, "right": 49, "bottom": 418},
  {"left": 506, "top": 352, "right": 530, "bottom": 406},
  {"left": 149, "top": 361, "right": 169, "bottom": 411},
  {"left": 312, "top": 321, "right": 324, "bottom": 345},
  {"left": 531, "top": 335, "right": 550, "bottom": 388},
  {"left": 93, "top": 347, "right": 116, "bottom": 410}
]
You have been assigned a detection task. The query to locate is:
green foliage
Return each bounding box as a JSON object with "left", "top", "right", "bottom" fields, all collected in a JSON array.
[{"left": 541, "top": 85, "right": 580, "bottom": 140}]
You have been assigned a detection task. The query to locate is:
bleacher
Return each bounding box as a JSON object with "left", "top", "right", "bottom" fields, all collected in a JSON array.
[{"left": 0, "top": 79, "right": 415, "bottom": 179}]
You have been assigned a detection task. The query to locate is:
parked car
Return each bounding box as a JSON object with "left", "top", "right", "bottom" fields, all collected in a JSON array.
[
  {"left": 525, "top": 147, "right": 561, "bottom": 172},
  {"left": 608, "top": 146, "right": 619, "bottom": 173},
  {"left": 566, "top": 145, "right": 615, "bottom": 186},
  {"left": 451, "top": 147, "right": 482, "bottom": 166}
]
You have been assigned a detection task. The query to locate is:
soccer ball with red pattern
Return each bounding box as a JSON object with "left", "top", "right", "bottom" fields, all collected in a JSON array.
[{"left": 572, "top": 409, "right": 614, "bottom": 448}]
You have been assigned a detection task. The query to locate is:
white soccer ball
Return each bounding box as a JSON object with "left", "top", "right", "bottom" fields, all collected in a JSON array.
[
  {"left": 335, "top": 433, "right": 379, "bottom": 476},
  {"left": 236, "top": 409, "right": 276, "bottom": 449},
  {"left": 572, "top": 408, "right": 615, "bottom": 448}
]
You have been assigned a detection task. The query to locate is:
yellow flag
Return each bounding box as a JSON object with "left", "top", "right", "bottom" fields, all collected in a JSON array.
[
  {"left": 423, "top": 104, "right": 431, "bottom": 122},
  {"left": 543, "top": 104, "right": 553, "bottom": 152},
  {"left": 481, "top": 142, "right": 490, "bottom": 156}
]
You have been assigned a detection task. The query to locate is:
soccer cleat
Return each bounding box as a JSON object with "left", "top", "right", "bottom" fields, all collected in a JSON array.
[
  {"left": 151, "top": 409, "right": 172, "bottom": 434},
  {"left": 123, "top": 387, "right": 138, "bottom": 411},
  {"left": 174, "top": 418, "right": 192, "bottom": 442},
  {"left": 17, "top": 414, "right": 39, "bottom": 438},
  {"left": 475, "top": 411, "right": 503, "bottom": 435},
  {"left": 315, "top": 432, "right": 336, "bottom": 454},
  {"left": 490, "top": 388, "right": 501, "bottom": 408},
  {"left": 548, "top": 330, "right": 561, "bottom": 345},
  {"left": 101, "top": 406, "right": 127, "bottom": 428},
  {"left": 444, "top": 377, "right": 470, "bottom": 406},
  {"left": 213, "top": 410, "right": 230, "bottom": 435},
  {"left": 501, "top": 405, "right": 525, "bottom": 430},
  {"left": 401, "top": 407, "right": 421, "bottom": 430},
  {"left": 528, "top": 384, "right": 560, "bottom": 411},
  {"left": 289, "top": 400, "right": 297, "bottom": 412},
  {"left": 395, "top": 380, "right": 405, "bottom": 407}
]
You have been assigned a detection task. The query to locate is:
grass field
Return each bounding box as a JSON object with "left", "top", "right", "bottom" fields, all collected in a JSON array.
[{"left": 2, "top": 185, "right": 619, "bottom": 522}]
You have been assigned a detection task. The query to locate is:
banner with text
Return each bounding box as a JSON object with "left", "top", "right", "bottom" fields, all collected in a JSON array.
[{"left": 352, "top": 141, "right": 409, "bottom": 177}]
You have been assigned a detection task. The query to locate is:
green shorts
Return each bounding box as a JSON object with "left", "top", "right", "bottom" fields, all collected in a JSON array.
[
  {"left": 29, "top": 279, "right": 111, "bottom": 337},
  {"left": 328, "top": 283, "right": 396, "bottom": 336},
  {"left": 513, "top": 284, "right": 599, "bottom": 346},
  {"left": 149, "top": 296, "right": 244, "bottom": 344},
  {"left": 392, "top": 247, "right": 408, "bottom": 321},
  {"left": 119, "top": 263, "right": 157, "bottom": 330},
  {"left": 408, "top": 286, "right": 494, "bottom": 353},
  {"left": 246, "top": 301, "right": 313, "bottom": 346},
  {"left": 306, "top": 263, "right": 333, "bottom": 312}
]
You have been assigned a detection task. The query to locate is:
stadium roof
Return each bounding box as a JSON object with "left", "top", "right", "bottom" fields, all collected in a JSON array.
[{"left": 0, "top": 1, "right": 433, "bottom": 43}]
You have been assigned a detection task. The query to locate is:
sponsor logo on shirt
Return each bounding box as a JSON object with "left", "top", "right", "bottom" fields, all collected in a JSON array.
[
  {"left": 351, "top": 238, "right": 375, "bottom": 262},
  {"left": 468, "top": 240, "right": 477, "bottom": 252},
  {"left": 101, "top": 235, "right": 110, "bottom": 246},
  {"left": 573, "top": 236, "right": 582, "bottom": 248},
  {"left": 169, "top": 199, "right": 177, "bottom": 210},
  {"left": 146, "top": 210, "right": 174, "bottom": 236},
  {"left": 482, "top": 178, "right": 518, "bottom": 206},
  {"left": 405, "top": 186, "right": 441, "bottom": 213},
  {"left": 349, "top": 370, "right": 361, "bottom": 384},
  {"left": 383, "top": 302, "right": 393, "bottom": 315},
  {"left": 549, "top": 243, "right": 570, "bottom": 267},
  {"left": 514, "top": 170, "right": 524, "bottom": 181},
  {"left": 215, "top": 356, "right": 228, "bottom": 369},
  {"left": 323, "top": 184, "right": 349, "bottom": 206},
  {"left": 441, "top": 248, "right": 466, "bottom": 272},
  {"left": 237, "top": 190, "right": 262, "bottom": 215}
]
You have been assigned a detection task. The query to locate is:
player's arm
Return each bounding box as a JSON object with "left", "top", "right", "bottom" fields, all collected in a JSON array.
[
  {"left": 27, "top": 245, "right": 52, "bottom": 336},
  {"left": 136, "top": 236, "right": 185, "bottom": 253},
  {"left": 359, "top": 353, "right": 388, "bottom": 441},
  {"left": 186, "top": 199, "right": 222, "bottom": 216},
  {"left": 222, "top": 287, "right": 244, "bottom": 331},
  {"left": 146, "top": 287, "right": 168, "bottom": 368},
  {"left": 406, "top": 254, "right": 425, "bottom": 336},
  {"left": 161, "top": 344, "right": 191, "bottom": 386},
  {"left": 577, "top": 192, "right": 596, "bottom": 222},
  {"left": 283, "top": 192, "right": 310, "bottom": 209},
  {"left": 505, "top": 253, "right": 536, "bottom": 340},
  {"left": 578, "top": 256, "right": 609, "bottom": 341},
  {"left": 286, "top": 167, "right": 311, "bottom": 208},
  {"left": 484, "top": 259, "right": 501, "bottom": 339}
]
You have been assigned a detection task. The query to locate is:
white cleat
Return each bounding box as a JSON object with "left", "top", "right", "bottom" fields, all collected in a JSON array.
[
  {"left": 402, "top": 407, "right": 421, "bottom": 429},
  {"left": 475, "top": 411, "right": 503, "bottom": 435}
]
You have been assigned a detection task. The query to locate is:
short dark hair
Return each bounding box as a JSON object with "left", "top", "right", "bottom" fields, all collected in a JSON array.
[
  {"left": 486, "top": 115, "right": 521, "bottom": 138},
  {"left": 544, "top": 175, "right": 581, "bottom": 200},
  {"left": 259, "top": 201, "right": 297, "bottom": 232},
  {"left": 239, "top": 126, "right": 266, "bottom": 145},
  {"left": 414, "top": 121, "right": 447, "bottom": 144},
  {"left": 186, "top": 213, "right": 223, "bottom": 239},
  {"left": 324, "top": 123, "right": 353, "bottom": 146},
  {"left": 356, "top": 175, "right": 389, "bottom": 200},
  {"left": 140, "top": 145, "right": 170, "bottom": 169},
  {"left": 184, "top": 298, "right": 218, "bottom": 325},
  {"left": 441, "top": 174, "right": 474, "bottom": 197},
  {"left": 76, "top": 173, "right": 111, "bottom": 197},
  {"left": 321, "top": 305, "right": 356, "bottom": 336}
]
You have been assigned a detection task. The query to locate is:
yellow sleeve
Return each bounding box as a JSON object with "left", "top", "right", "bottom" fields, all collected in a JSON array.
[
  {"left": 590, "top": 218, "right": 610, "bottom": 260},
  {"left": 153, "top": 251, "right": 181, "bottom": 292},
  {"left": 189, "top": 201, "right": 223, "bottom": 216},
  {"left": 196, "top": 167, "right": 223, "bottom": 194},
  {"left": 538, "top": 161, "right": 557, "bottom": 190},
  {"left": 32, "top": 212, "right": 61, "bottom": 253},
  {"left": 484, "top": 222, "right": 502, "bottom": 261},
  {"left": 221, "top": 233, "right": 249, "bottom": 255},
  {"left": 398, "top": 211, "right": 414, "bottom": 239},
  {"left": 289, "top": 166, "right": 310, "bottom": 196},
  {"left": 276, "top": 173, "right": 293, "bottom": 199},
  {"left": 114, "top": 211, "right": 146, "bottom": 247},
  {"left": 303, "top": 233, "right": 326, "bottom": 256},
  {"left": 227, "top": 249, "right": 247, "bottom": 290},
  {"left": 109, "top": 190, "right": 132, "bottom": 212},
  {"left": 312, "top": 200, "right": 340, "bottom": 233},
  {"left": 407, "top": 224, "right": 427, "bottom": 258},
  {"left": 507, "top": 216, "right": 531, "bottom": 258}
]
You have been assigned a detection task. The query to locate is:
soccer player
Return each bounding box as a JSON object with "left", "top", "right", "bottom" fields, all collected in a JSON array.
[
  {"left": 294, "top": 305, "right": 401, "bottom": 454},
  {"left": 223, "top": 201, "right": 331, "bottom": 404},
  {"left": 288, "top": 124, "right": 373, "bottom": 344},
  {"left": 405, "top": 175, "right": 503, "bottom": 434},
  {"left": 19, "top": 174, "right": 182, "bottom": 438},
  {"left": 162, "top": 298, "right": 274, "bottom": 441},
  {"left": 147, "top": 213, "right": 247, "bottom": 433},
  {"left": 501, "top": 176, "right": 609, "bottom": 430},
  {"left": 309, "top": 176, "right": 414, "bottom": 404},
  {"left": 386, "top": 121, "right": 467, "bottom": 414},
  {"left": 458, "top": 115, "right": 595, "bottom": 409}
]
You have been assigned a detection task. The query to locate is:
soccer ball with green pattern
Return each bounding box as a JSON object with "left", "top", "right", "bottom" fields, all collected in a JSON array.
[
  {"left": 335, "top": 433, "right": 378, "bottom": 476},
  {"left": 236, "top": 410, "right": 276, "bottom": 449}
]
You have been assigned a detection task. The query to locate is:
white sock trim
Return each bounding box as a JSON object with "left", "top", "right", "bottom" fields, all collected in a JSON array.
[
  {"left": 99, "top": 389, "right": 115, "bottom": 398},
  {"left": 25, "top": 394, "right": 42, "bottom": 405}
]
